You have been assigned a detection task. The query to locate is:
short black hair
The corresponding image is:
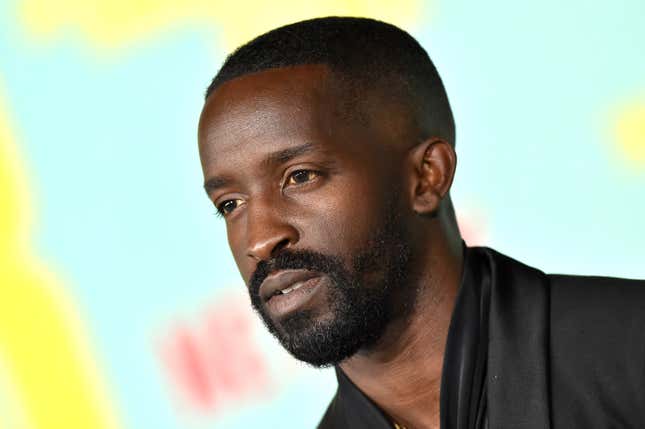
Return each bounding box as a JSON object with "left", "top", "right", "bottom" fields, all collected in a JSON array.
[{"left": 205, "top": 16, "right": 455, "bottom": 145}]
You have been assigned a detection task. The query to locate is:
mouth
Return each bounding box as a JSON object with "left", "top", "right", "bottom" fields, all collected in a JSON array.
[
  {"left": 260, "top": 269, "right": 321, "bottom": 302},
  {"left": 275, "top": 280, "right": 308, "bottom": 295},
  {"left": 259, "top": 270, "right": 324, "bottom": 318}
]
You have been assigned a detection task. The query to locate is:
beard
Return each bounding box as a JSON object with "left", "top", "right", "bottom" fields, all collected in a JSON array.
[{"left": 247, "top": 202, "right": 413, "bottom": 367}]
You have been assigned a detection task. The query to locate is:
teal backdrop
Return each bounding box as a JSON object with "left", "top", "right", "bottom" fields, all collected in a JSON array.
[{"left": 0, "top": 1, "right": 643, "bottom": 428}]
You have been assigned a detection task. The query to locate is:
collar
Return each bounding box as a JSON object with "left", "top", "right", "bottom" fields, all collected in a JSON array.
[{"left": 325, "top": 246, "right": 552, "bottom": 429}]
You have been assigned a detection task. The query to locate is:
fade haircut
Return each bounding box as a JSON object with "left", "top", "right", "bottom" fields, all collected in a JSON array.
[{"left": 205, "top": 16, "right": 455, "bottom": 146}]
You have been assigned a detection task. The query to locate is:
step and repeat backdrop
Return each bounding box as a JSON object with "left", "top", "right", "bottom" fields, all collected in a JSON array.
[{"left": 1, "top": 0, "right": 643, "bottom": 428}]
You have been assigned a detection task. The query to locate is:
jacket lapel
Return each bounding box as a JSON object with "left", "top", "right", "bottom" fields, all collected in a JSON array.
[{"left": 484, "top": 248, "right": 551, "bottom": 429}]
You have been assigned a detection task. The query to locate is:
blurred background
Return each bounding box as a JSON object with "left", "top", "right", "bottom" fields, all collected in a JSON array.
[{"left": 0, "top": 0, "right": 643, "bottom": 428}]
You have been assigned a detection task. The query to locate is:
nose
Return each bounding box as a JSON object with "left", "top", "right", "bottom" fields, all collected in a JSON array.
[{"left": 245, "top": 200, "right": 299, "bottom": 263}]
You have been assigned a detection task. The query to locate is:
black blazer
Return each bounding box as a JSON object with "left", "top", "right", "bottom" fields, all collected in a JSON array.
[{"left": 318, "top": 247, "right": 645, "bottom": 428}]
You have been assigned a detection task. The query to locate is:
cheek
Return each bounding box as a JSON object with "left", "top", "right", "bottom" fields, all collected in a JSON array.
[
  {"left": 295, "top": 175, "right": 390, "bottom": 257},
  {"left": 225, "top": 222, "right": 252, "bottom": 281}
]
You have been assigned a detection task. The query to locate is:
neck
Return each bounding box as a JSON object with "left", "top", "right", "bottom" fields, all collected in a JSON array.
[{"left": 339, "top": 224, "right": 463, "bottom": 429}]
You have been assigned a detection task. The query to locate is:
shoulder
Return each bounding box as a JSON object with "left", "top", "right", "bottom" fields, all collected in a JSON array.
[
  {"left": 548, "top": 274, "right": 645, "bottom": 427},
  {"left": 549, "top": 273, "right": 645, "bottom": 360},
  {"left": 550, "top": 272, "right": 645, "bottom": 300},
  {"left": 549, "top": 273, "right": 645, "bottom": 335}
]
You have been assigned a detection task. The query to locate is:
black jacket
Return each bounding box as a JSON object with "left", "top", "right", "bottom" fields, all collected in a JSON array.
[{"left": 318, "top": 246, "right": 645, "bottom": 429}]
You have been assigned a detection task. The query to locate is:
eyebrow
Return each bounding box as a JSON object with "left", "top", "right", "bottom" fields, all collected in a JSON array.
[
  {"left": 203, "top": 175, "right": 232, "bottom": 195},
  {"left": 262, "top": 142, "right": 318, "bottom": 167},
  {"left": 203, "top": 142, "right": 319, "bottom": 196}
]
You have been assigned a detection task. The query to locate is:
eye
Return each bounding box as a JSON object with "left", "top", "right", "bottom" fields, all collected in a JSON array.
[
  {"left": 215, "top": 198, "right": 243, "bottom": 217},
  {"left": 285, "top": 169, "right": 319, "bottom": 186}
]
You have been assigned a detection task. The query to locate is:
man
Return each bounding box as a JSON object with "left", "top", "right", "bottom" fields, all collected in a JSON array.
[{"left": 197, "top": 17, "right": 645, "bottom": 429}]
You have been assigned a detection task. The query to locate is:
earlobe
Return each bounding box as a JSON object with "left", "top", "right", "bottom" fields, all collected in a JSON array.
[{"left": 407, "top": 138, "right": 457, "bottom": 216}]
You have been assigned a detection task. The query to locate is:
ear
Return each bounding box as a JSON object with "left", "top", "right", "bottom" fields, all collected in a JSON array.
[{"left": 407, "top": 138, "right": 457, "bottom": 215}]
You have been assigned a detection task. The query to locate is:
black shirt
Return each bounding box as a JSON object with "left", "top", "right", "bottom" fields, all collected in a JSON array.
[{"left": 318, "top": 246, "right": 645, "bottom": 429}]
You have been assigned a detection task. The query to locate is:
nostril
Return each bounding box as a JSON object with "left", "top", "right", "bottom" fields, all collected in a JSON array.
[{"left": 270, "top": 238, "right": 291, "bottom": 257}]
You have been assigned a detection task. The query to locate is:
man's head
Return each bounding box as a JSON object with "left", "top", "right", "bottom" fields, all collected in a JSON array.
[
  {"left": 198, "top": 17, "right": 460, "bottom": 367},
  {"left": 205, "top": 17, "right": 455, "bottom": 147}
]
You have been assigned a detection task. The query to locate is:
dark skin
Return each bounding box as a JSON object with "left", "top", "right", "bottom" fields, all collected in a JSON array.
[{"left": 198, "top": 64, "right": 463, "bottom": 429}]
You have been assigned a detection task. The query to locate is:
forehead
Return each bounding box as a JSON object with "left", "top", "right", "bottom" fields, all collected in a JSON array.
[
  {"left": 201, "top": 66, "right": 328, "bottom": 142},
  {"left": 198, "top": 65, "right": 371, "bottom": 175}
]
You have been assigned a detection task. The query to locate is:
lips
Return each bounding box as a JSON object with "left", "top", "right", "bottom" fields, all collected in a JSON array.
[{"left": 259, "top": 269, "right": 321, "bottom": 303}]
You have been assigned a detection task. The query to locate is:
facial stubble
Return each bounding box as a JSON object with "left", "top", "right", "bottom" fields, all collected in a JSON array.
[{"left": 248, "top": 200, "right": 413, "bottom": 367}]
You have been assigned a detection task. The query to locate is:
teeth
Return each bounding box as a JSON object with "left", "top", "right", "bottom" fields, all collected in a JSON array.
[{"left": 281, "top": 282, "right": 305, "bottom": 295}]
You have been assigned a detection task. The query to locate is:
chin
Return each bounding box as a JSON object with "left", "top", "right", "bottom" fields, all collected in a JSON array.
[{"left": 268, "top": 307, "right": 389, "bottom": 368}]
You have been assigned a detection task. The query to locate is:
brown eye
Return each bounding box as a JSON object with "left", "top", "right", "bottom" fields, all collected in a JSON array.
[
  {"left": 286, "top": 170, "right": 318, "bottom": 186},
  {"left": 216, "top": 198, "right": 242, "bottom": 217}
]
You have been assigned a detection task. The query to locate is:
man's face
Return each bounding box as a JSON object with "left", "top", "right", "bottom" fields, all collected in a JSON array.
[{"left": 198, "top": 65, "right": 415, "bottom": 366}]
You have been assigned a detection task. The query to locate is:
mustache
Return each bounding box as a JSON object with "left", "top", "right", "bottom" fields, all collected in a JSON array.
[{"left": 248, "top": 249, "right": 343, "bottom": 298}]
